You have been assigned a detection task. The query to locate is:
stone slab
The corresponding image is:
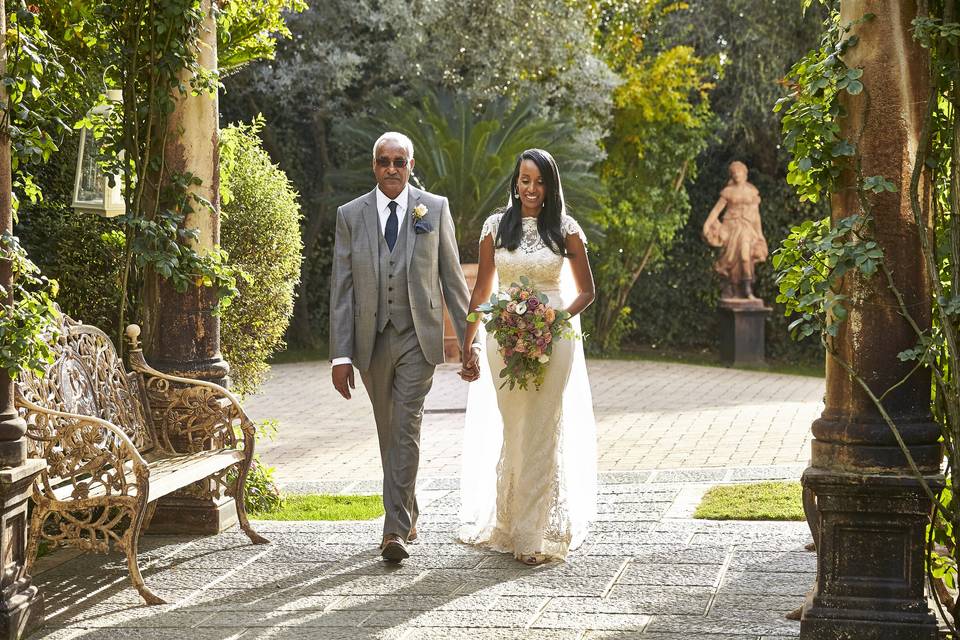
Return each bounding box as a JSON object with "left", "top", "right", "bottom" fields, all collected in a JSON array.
[{"left": 30, "top": 473, "right": 822, "bottom": 640}]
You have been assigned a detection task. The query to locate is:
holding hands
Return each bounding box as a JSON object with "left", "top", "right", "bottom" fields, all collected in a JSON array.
[{"left": 459, "top": 346, "right": 481, "bottom": 382}]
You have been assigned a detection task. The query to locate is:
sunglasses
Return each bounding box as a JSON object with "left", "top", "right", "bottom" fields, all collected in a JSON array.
[{"left": 376, "top": 157, "right": 409, "bottom": 169}]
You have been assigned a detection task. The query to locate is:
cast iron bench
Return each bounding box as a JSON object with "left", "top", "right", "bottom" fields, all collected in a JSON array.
[{"left": 15, "top": 314, "right": 268, "bottom": 604}]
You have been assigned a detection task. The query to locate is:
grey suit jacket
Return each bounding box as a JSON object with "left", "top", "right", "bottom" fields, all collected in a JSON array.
[{"left": 329, "top": 186, "right": 473, "bottom": 371}]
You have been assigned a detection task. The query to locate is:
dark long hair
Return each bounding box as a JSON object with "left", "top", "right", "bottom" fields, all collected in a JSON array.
[{"left": 495, "top": 148, "right": 567, "bottom": 257}]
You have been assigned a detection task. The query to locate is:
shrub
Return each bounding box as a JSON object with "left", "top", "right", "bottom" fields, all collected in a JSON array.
[
  {"left": 241, "top": 457, "right": 284, "bottom": 514},
  {"left": 15, "top": 139, "right": 125, "bottom": 334},
  {"left": 219, "top": 118, "right": 303, "bottom": 396},
  {"left": 228, "top": 419, "right": 284, "bottom": 513}
]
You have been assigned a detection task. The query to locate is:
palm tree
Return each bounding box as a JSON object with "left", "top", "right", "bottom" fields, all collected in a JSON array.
[{"left": 345, "top": 86, "right": 601, "bottom": 261}]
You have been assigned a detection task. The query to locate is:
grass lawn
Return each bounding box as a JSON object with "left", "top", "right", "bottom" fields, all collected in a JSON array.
[
  {"left": 694, "top": 481, "right": 804, "bottom": 521},
  {"left": 251, "top": 494, "right": 384, "bottom": 521}
]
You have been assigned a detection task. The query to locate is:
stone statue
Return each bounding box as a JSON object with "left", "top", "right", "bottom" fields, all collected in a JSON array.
[{"left": 702, "top": 160, "right": 769, "bottom": 300}]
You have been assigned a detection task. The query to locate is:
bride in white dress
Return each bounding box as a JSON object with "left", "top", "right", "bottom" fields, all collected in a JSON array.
[{"left": 457, "top": 148, "right": 598, "bottom": 565}]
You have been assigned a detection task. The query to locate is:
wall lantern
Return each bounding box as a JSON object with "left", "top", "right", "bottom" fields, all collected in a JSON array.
[{"left": 72, "top": 89, "right": 124, "bottom": 217}]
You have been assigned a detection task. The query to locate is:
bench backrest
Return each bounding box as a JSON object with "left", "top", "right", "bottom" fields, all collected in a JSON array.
[{"left": 17, "top": 314, "right": 157, "bottom": 454}]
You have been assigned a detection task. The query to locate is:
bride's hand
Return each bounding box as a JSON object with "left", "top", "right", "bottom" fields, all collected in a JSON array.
[{"left": 459, "top": 348, "right": 481, "bottom": 382}]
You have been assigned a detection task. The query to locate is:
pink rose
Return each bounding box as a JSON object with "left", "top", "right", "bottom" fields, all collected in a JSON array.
[
  {"left": 527, "top": 298, "right": 539, "bottom": 310},
  {"left": 520, "top": 291, "right": 529, "bottom": 300},
  {"left": 515, "top": 341, "right": 527, "bottom": 353},
  {"left": 506, "top": 301, "right": 517, "bottom": 313}
]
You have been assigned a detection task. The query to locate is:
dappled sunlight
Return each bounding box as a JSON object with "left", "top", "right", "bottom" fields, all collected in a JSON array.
[{"left": 27, "top": 475, "right": 809, "bottom": 639}]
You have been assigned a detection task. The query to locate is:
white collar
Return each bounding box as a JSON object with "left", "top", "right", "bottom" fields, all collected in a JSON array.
[{"left": 375, "top": 184, "right": 410, "bottom": 215}]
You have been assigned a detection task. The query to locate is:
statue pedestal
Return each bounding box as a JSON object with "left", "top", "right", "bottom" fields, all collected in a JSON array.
[{"left": 718, "top": 299, "right": 771, "bottom": 367}]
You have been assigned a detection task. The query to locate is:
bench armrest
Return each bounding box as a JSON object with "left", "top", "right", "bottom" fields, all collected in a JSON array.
[
  {"left": 18, "top": 396, "right": 150, "bottom": 503},
  {"left": 127, "top": 350, "right": 256, "bottom": 456}
]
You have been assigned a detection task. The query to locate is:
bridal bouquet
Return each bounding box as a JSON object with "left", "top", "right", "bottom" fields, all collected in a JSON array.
[{"left": 467, "top": 276, "right": 577, "bottom": 391}]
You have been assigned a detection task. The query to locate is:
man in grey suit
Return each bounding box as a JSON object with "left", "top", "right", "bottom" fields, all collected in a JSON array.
[{"left": 329, "top": 132, "right": 478, "bottom": 562}]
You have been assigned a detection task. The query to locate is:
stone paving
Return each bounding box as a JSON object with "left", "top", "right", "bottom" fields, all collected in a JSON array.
[
  {"left": 245, "top": 360, "right": 824, "bottom": 484},
  {"left": 29, "top": 467, "right": 811, "bottom": 640},
  {"left": 24, "top": 359, "right": 824, "bottom": 638}
]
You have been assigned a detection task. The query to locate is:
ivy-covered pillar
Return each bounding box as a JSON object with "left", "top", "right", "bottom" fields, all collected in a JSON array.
[
  {"left": 145, "top": 0, "right": 227, "bottom": 386},
  {"left": 0, "top": 1, "right": 45, "bottom": 636},
  {"left": 144, "top": 0, "right": 236, "bottom": 535},
  {"left": 800, "top": 1, "right": 941, "bottom": 638}
]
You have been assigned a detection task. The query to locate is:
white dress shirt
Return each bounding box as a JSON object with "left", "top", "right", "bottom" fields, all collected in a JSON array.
[
  {"left": 331, "top": 186, "right": 409, "bottom": 368},
  {"left": 376, "top": 184, "right": 408, "bottom": 233}
]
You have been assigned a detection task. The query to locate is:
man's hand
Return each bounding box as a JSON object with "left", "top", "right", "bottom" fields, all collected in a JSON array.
[
  {"left": 458, "top": 347, "right": 481, "bottom": 382},
  {"left": 332, "top": 363, "right": 356, "bottom": 399}
]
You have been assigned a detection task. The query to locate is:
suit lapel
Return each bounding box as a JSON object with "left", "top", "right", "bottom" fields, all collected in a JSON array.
[
  {"left": 405, "top": 187, "right": 420, "bottom": 272},
  {"left": 360, "top": 189, "right": 380, "bottom": 281}
]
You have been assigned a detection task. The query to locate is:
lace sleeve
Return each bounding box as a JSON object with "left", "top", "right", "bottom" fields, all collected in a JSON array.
[
  {"left": 561, "top": 215, "right": 587, "bottom": 245},
  {"left": 479, "top": 213, "right": 501, "bottom": 243}
]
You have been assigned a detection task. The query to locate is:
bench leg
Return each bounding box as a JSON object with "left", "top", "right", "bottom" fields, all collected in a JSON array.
[
  {"left": 140, "top": 501, "right": 158, "bottom": 536},
  {"left": 233, "top": 462, "right": 269, "bottom": 545},
  {"left": 125, "top": 500, "right": 166, "bottom": 605}
]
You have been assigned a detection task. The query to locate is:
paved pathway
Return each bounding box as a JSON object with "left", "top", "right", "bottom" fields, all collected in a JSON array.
[
  {"left": 29, "top": 468, "right": 811, "bottom": 640},
  {"left": 245, "top": 360, "right": 824, "bottom": 485}
]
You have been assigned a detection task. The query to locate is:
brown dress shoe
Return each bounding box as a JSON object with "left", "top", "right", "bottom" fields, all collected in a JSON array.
[{"left": 381, "top": 534, "right": 409, "bottom": 563}]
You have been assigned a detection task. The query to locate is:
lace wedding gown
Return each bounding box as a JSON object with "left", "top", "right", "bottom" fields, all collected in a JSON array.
[{"left": 458, "top": 213, "right": 598, "bottom": 560}]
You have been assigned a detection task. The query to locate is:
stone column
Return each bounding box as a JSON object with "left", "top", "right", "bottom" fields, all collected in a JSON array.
[
  {"left": 146, "top": 0, "right": 228, "bottom": 386},
  {"left": 800, "top": 2, "right": 941, "bottom": 639},
  {"left": 145, "top": 0, "right": 237, "bottom": 535},
  {"left": 0, "top": 1, "right": 45, "bottom": 636}
]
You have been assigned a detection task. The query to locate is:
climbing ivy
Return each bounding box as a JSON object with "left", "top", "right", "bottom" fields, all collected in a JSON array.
[
  {"left": 0, "top": 2, "right": 70, "bottom": 378},
  {"left": 772, "top": 9, "right": 892, "bottom": 346},
  {"left": 776, "top": 3, "right": 960, "bottom": 631},
  {"left": 0, "top": 234, "right": 59, "bottom": 378}
]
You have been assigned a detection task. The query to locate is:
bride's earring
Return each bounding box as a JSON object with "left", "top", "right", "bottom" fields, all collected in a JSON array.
[{"left": 514, "top": 191, "right": 520, "bottom": 199}]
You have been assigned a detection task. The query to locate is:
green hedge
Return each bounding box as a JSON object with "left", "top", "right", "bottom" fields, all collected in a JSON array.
[
  {"left": 16, "top": 137, "right": 125, "bottom": 332},
  {"left": 220, "top": 120, "right": 303, "bottom": 396}
]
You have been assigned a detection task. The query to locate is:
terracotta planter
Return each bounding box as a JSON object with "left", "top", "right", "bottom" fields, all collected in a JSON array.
[{"left": 443, "top": 262, "right": 479, "bottom": 363}]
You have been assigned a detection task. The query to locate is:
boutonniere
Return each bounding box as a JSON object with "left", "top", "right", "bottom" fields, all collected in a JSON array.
[{"left": 412, "top": 204, "right": 433, "bottom": 234}]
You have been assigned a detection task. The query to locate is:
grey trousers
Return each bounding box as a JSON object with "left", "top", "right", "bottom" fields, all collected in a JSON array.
[{"left": 359, "top": 323, "right": 435, "bottom": 539}]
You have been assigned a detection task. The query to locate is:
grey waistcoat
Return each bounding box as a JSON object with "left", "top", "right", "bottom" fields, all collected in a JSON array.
[{"left": 376, "top": 218, "right": 413, "bottom": 333}]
